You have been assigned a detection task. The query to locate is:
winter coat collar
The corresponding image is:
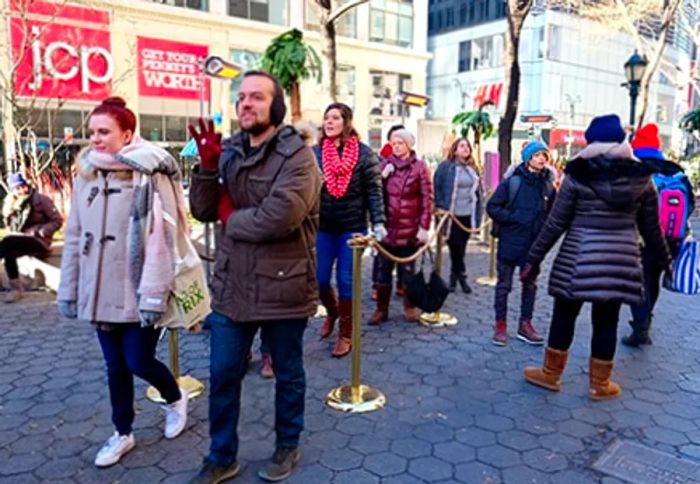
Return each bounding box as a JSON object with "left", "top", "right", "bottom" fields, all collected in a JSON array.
[
  {"left": 388, "top": 151, "right": 417, "bottom": 170},
  {"left": 225, "top": 125, "right": 306, "bottom": 168},
  {"left": 514, "top": 162, "right": 553, "bottom": 183}
]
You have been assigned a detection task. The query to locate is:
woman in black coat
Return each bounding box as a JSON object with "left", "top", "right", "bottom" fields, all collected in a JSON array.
[{"left": 521, "top": 114, "right": 670, "bottom": 401}]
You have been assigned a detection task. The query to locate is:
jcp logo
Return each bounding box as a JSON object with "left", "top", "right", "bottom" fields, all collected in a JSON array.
[{"left": 27, "top": 25, "right": 114, "bottom": 94}]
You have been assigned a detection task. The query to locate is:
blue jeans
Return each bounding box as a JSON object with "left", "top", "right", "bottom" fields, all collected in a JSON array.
[
  {"left": 207, "top": 312, "right": 307, "bottom": 466},
  {"left": 97, "top": 324, "right": 181, "bottom": 435},
  {"left": 316, "top": 230, "right": 356, "bottom": 300}
]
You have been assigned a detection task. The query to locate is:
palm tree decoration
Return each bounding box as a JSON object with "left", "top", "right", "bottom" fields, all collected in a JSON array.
[
  {"left": 451, "top": 102, "right": 496, "bottom": 168},
  {"left": 680, "top": 108, "right": 700, "bottom": 137},
  {"left": 260, "top": 29, "right": 321, "bottom": 122}
]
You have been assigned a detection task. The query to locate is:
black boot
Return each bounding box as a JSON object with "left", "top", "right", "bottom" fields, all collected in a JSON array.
[
  {"left": 448, "top": 273, "right": 457, "bottom": 292},
  {"left": 622, "top": 319, "right": 652, "bottom": 347},
  {"left": 457, "top": 274, "right": 472, "bottom": 294}
]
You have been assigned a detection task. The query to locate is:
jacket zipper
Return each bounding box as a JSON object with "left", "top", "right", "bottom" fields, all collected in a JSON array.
[{"left": 91, "top": 172, "right": 110, "bottom": 322}]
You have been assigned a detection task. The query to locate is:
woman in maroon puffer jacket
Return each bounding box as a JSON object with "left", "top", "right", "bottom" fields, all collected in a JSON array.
[{"left": 369, "top": 129, "right": 433, "bottom": 324}]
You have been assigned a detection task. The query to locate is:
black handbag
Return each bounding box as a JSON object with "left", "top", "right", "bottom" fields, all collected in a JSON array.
[{"left": 406, "top": 250, "right": 449, "bottom": 313}]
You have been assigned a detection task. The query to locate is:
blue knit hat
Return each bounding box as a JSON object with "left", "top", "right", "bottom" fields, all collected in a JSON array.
[
  {"left": 521, "top": 141, "right": 549, "bottom": 163},
  {"left": 584, "top": 114, "right": 626, "bottom": 144},
  {"left": 8, "top": 173, "right": 27, "bottom": 191}
]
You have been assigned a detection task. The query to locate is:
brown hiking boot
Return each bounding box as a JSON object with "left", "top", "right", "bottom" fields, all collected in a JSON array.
[
  {"left": 517, "top": 320, "right": 544, "bottom": 345},
  {"left": 257, "top": 447, "right": 301, "bottom": 482},
  {"left": 588, "top": 358, "right": 622, "bottom": 401},
  {"left": 403, "top": 297, "right": 419, "bottom": 322},
  {"left": 492, "top": 320, "right": 507, "bottom": 346},
  {"left": 332, "top": 299, "right": 352, "bottom": 358},
  {"left": 318, "top": 289, "right": 339, "bottom": 339},
  {"left": 523, "top": 347, "right": 569, "bottom": 391},
  {"left": 368, "top": 285, "right": 391, "bottom": 326},
  {"left": 260, "top": 353, "right": 274, "bottom": 378}
]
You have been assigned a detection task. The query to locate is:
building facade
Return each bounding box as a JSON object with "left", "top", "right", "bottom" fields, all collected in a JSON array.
[
  {"left": 427, "top": 0, "right": 699, "bottom": 162},
  {"left": 0, "top": 0, "right": 430, "bottom": 168}
]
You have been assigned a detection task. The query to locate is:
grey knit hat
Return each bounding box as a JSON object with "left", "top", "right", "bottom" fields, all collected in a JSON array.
[{"left": 389, "top": 128, "right": 415, "bottom": 149}]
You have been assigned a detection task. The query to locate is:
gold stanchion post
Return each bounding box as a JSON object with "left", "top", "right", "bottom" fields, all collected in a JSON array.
[
  {"left": 147, "top": 329, "right": 205, "bottom": 403},
  {"left": 420, "top": 225, "right": 458, "bottom": 327},
  {"left": 477, "top": 227, "right": 498, "bottom": 286},
  {"left": 326, "top": 243, "right": 386, "bottom": 413}
]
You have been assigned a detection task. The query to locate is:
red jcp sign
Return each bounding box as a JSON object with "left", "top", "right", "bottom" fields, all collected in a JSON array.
[
  {"left": 137, "top": 37, "right": 209, "bottom": 100},
  {"left": 10, "top": 0, "right": 113, "bottom": 101}
]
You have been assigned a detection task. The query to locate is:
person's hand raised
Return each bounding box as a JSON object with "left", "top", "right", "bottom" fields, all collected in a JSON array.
[{"left": 187, "top": 118, "right": 222, "bottom": 171}]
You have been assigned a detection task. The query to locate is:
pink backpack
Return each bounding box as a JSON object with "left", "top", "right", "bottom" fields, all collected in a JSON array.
[{"left": 653, "top": 172, "right": 690, "bottom": 240}]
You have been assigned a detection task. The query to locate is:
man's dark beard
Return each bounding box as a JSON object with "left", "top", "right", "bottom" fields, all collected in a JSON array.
[{"left": 242, "top": 119, "right": 272, "bottom": 136}]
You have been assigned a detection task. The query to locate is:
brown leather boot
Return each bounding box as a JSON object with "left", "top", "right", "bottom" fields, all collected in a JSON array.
[
  {"left": 368, "top": 285, "right": 391, "bottom": 326},
  {"left": 403, "top": 297, "right": 420, "bottom": 322},
  {"left": 332, "top": 299, "right": 353, "bottom": 358},
  {"left": 318, "top": 288, "right": 339, "bottom": 339},
  {"left": 589, "top": 358, "right": 622, "bottom": 401},
  {"left": 523, "top": 347, "right": 569, "bottom": 391}
]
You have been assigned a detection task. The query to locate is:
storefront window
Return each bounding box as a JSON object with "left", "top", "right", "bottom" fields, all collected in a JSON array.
[
  {"left": 165, "top": 116, "right": 188, "bottom": 142},
  {"left": 368, "top": 70, "right": 411, "bottom": 120},
  {"left": 229, "top": 0, "right": 288, "bottom": 25},
  {"left": 370, "top": 0, "right": 413, "bottom": 48},
  {"left": 53, "top": 110, "right": 85, "bottom": 141},
  {"left": 140, "top": 114, "right": 163, "bottom": 142},
  {"left": 337, "top": 65, "right": 356, "bottom": 109}
]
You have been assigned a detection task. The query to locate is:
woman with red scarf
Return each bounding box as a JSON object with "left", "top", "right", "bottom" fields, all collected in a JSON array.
[{"left": 313, "top": 103, "right": 386, "bottom": 357}]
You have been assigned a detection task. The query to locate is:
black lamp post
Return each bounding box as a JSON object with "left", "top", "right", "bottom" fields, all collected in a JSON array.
[{"left": 623, "top": 50, "right": 648, "bottom": 130}]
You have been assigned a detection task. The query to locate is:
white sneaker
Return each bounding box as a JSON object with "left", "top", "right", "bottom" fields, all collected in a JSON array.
[
  {"left": 163, "top": 389, "right": 188, "bottom": 439},
  {"left": 94, "top": 432, "right": 135, "bottom": 467}
]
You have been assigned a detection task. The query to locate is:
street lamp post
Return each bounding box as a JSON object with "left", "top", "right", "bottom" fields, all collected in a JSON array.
[
  {"left": 197, "top": 55, "right": 242, "bottom": 278},
  {"left": 623, "top": 50, "right": 648, "bottom": 131}
]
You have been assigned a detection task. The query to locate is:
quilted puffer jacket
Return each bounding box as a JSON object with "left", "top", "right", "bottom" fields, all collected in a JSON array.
[
  {"left": 380, "top": 152, "right": 433, "bottom": 247},
  {"left": 527, "top": 155, "right": 670, "bottom": 304}
]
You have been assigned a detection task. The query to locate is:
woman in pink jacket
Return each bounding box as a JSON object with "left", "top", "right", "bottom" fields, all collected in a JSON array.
[
  {"left": 57, "top": 97, "right": 189, "bottom": 467},
  {"left": 369, "top": 129, "right": 434, "bottom": 324}
]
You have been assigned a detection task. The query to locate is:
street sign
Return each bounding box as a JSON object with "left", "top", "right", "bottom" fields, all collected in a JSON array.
[{"left": 520, "top": 114, "right": 553, "bottom": 123}]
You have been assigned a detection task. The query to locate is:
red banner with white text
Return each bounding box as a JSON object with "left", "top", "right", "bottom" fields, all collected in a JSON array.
[
  {"left": 10, "top": 0, "right": 113, "bottom": 101},
  {"left": 137, "top": 37, "right": 209, "bottom": 100}
]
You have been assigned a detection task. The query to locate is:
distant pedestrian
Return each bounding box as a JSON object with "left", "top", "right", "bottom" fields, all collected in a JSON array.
[
  {"left": 188, "top": 71, "right": 321, "bottom": 483},
  {"left": 313, "top": 103, "right": 385, "bottom": 357},
  {"left": 521, "top": 114, "right": 671, "bottom": 401},
  {"left": 623, "top": 123, "right": 695, "bottom": 347},
  {"left": 433, "top": 137, "right": 484, "bottom": 294},
  {"left": 369, "top": 128, "right": 433, "bottom": 324},
  {"left": 57, "top": 97, "right": 189, "bottom": 467},
  {"left": 1, "top": 172, "right": 62, "bottom": 302},
  {"left": 487, "top": 140, "right": 555, "bottom": 346}
]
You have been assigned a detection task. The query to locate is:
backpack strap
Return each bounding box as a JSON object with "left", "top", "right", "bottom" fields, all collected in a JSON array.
[{"left": 506, "top": 174, "right": 522, "bottom": 208}]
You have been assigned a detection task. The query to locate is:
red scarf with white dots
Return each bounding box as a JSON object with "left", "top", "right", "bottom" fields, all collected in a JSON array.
[{"left": 321, "top": 136, "right": 359, "bottom": 199}]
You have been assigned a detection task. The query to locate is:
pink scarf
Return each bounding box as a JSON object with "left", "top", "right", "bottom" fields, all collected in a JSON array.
[{"left": 322, "top": 136, "right": 359, "bottom": 198}]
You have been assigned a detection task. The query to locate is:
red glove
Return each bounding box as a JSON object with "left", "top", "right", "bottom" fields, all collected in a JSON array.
[
  {"left": 217, "top": 184, "right": 234, "bottom": 225},
  {"left": 187, "top": 117, "right": 222, "bottom": 171},
  {"left": 380, "top": 143, "right": 393, "bottom": 159}
]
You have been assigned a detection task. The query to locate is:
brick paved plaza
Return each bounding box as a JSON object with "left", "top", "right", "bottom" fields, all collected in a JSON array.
[{"left": 2, "top": 222, "right": 700, "bottom": 483}]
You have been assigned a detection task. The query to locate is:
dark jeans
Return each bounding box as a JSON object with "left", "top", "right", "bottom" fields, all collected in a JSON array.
[
  {"left": 372, "top": 255, "right": 404, "bottom": 289},
  {"left": 547, "top": 297, "right": 622, "bottom": 360},
  {"left": 376, "top": 245, "right": 417, "bottom": 288},
  {"left": 494, "top": 260, "right": 537, "bottom": 322},
  {"left": 207, "top": 312, "right": 307, "bottom": 466},
  {"left": 97, "top": 324, "right": 181, "bottom": 436},
  {"left": 316, "top": 230, "right": 355, "bottom": 300},
  {"left": 447, "top": 215, "right": 472, "bottom": 277},
  {"left": 629, "top": 246, "right": 662, "bottom": 330},
  {"left": 0, "top": 235, "right": 47, "bottom": 279}
]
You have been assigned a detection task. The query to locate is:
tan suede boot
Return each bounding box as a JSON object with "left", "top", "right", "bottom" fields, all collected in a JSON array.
[
  {"left": 523, "top": 347, "right": 569, "bottom": 391},
  {"left": 4, "top": 279, "right": 23, "bottom": 304},
  {"left": 403, "top": 297, "right": 420, "bottom": 322},
  {"left": 318, "top": 288, "right": 339, "bottom": 339},
  {"left": 589, "top": 358, "right": 622, "bottom": 401},
  {"left": 368, "top": 285, "right": 391, "bottom": 326},
  {"left": 332, "top": 299, "right": 353, "bottom": 358}
]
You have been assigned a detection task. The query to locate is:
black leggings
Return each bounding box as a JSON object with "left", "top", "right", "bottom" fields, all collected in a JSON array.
[
  {"left": 447, "top": 216, "right": 472, "bottom": 277},
  {"left": 0, "top": 235, "right": 48, "bottom": 280},
  {"left": 547, "top": 297, "right": 622, "bottom": 361}
]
